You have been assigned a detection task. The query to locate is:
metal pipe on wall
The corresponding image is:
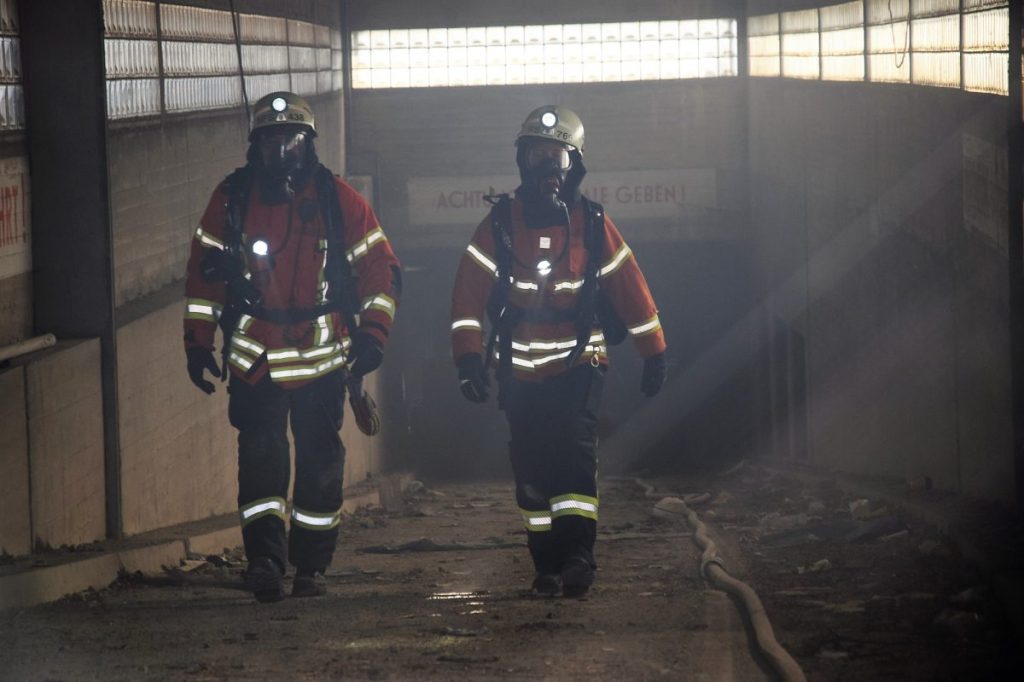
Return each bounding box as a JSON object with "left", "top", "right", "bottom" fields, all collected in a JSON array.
[{"left": 0, "top": 333, "right": 56, "bottom": 364}]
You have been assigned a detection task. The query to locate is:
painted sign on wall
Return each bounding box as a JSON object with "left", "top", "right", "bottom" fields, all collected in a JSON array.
[
  {"left": 408, "top": 169, "right": 717, "bottom": 226},
  {"left": 0, "top": 156, "right": 29, "bottom": 279}
]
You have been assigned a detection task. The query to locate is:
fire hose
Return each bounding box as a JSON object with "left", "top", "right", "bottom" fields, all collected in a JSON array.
[{"left": 635, "top": 479, "right": 807, "bottom": 682}]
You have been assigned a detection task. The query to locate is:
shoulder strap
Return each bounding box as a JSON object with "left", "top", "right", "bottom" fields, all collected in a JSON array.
[
  {"left": 223, "top": 165, "right": 253, "bottom": 252},
  {"left": 483, "top": 195, "right": 514, "bottom": 379},
  {"left": 563, "top": 197, "right": 606, "bottom": 366},
  {"left": 313, "top": 165, "right": 360, "bottom": 330}
]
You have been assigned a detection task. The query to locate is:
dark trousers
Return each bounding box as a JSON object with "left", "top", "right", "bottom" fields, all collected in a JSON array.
[
  {"left": 228, "top": 371, "right": 346, "bottom": 572},
  {"left": 502, "top": 363, "right": 604, "bottom": 575}
]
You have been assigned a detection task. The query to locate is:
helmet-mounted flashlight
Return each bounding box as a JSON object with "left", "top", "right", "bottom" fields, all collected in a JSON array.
[
  {"left": 540, "top": 111, "right": 558, "bottom": 128},
  {"left": 271, "top": 97, "right": 288, "bottom": 113},
  {"left": 251, "top": 239, "right": 270, "bottom": 256}
]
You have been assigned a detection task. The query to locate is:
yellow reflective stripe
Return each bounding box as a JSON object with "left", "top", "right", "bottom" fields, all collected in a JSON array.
[
  {"left": 229, "top": 352, "right": 254, "bottom": 371},
  {"left": 511, "top": 333, "right": 605, "bottom": 354},
  {"left": 598, "top": 243, "right": 631, "bottom": 278},
  {"left": 628, "top": 314, "right": 662, "bottom": 337},
  {"left": 316, "top": 239, "right": 329, "bottom": 303},
  {"left": 510, "top": 355, "right": 536, "bottom": 370},
  {"left": 512, "top": 278, "right": 539, "bottom": 291},
  {"left": 553, "top": 278, "right": 585, "bottom": 292},
  {"left": 346, "top": 226, "right": 386, "bottom": 263},
  {"left": 315, "top": 314, "right": 333, "bottom": 345},
  {"left": 520, "top": 508, "right": 552, "bottom": 531},
  {"left": 451, "top": 318, "right": 482, "bottom": 332},
  {"left": 550, "top": 494, "right": 599, "bottom": 520},
  {"left": 194, "top": 226, "right": 225, "bottom": 250},
  {"left": 362, "top": 293, "right": 396, "bottom": 320},
  {"left": 267, "top": 344, "right": 339, "bottom": 362},
  {"left": 269, "top": 351, "right": 347, "bottom": 382},
  {"left": 466, "top": 243, "right": 498, "bottom": 275},
  {"left": 185, "top": 298, "right": 223, "bottom": 322},
  {"left": 230, "top": 334, "right": 265, "bottom": 357},
  {"left": 291, "top": 506, "right": 341, "bottom": 530},
  {"left": 239, "top": 497, "right": 287, "bottom": 527}
]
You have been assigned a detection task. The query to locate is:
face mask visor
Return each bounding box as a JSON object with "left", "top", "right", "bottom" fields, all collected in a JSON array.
[
  {"left": 256, "top": 126, "right": 309, "bottom": 174},
  {"left": 526, "top": 142, "right": 572, "bottom": 172}
]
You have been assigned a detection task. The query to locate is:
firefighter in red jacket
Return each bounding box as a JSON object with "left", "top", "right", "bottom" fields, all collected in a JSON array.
[
  {"left": 183, "top": 91, "right": 401, "bottom": 602},
  {"left": 450, "top": 105, "right": 667, "bottom": 597}
]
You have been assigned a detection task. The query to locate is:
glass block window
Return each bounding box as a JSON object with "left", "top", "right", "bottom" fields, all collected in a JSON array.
[
  {"left": 820, "top": 2, "right": 864, "bottom": 81},
  {"left": 749, "top": 0, "right": 1008, "bottom": 96},
  {"left": 781, "top": 9, "right": 820, "bottom": 80},
  {"left": 911, "top": 0, "right": 960, "bottom": 89},
  {"left": 351, "top": 18, "right": 738, "bottom": 88},
  {"left": 867, "top": 0, "right": 911, "bottom": 83},
  {"left": 102, "top": 0, "right": 342, "bottom": 120},
  {"left": 0, "top": 0, "right": 22, "bottom": 131},
  {"left": 962, "top": 2, "right": 1009, "bottom": 94},
  {"left": 748, "top": 14, "right": 781, "bottom": 77}
]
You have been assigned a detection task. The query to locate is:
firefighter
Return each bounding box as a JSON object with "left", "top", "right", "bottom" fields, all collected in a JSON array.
[
  {"left": 450, "top": 105, "right": 667, "bottom": 597},
  {"left": 183, "top": 91, "right": 401, "bottom": 602}
]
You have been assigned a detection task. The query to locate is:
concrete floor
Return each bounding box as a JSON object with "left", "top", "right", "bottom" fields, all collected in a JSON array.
[{"left": 1, "top": 468, "right": 1021, "bottom": 680}]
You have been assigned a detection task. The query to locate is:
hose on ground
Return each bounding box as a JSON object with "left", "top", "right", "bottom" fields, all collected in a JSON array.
[{"left": 635, "top": 478, "right": 807, "bottom": 682}]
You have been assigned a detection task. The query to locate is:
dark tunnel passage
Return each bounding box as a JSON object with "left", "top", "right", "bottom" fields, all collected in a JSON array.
[{"left": 1, "top": 0, "right": 1023, "bottom": 679}]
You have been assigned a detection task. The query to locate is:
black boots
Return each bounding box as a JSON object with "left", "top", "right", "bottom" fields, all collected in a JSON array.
[
  {"left": 531, "top": 573, "right": 562, "bottom": 597},
  {"left": 560, "top": 556, "right": 595, "bottom": 598},
  {"left": 245, "top": 556, "right": 285, "bottom": 603},
  {"left": 292, "top": 568, "right": 327, "bottom": 598}
]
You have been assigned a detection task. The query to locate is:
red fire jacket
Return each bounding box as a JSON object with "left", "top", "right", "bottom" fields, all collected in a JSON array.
[
  {"left": 184, "top": 174, "right": 400, "bottom": 389},
  {"left": 450, "top": 196, "right": 665, "bottom": 382}
]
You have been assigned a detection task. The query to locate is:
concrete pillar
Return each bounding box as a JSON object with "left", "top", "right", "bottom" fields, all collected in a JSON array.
[{"left": 19, "top": 0, "right": 121, "bottom": 538}]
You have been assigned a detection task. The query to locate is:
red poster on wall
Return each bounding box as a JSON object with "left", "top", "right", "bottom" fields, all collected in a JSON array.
[{"left": 0, "top": 156, "right": 29, "bottom": 279}]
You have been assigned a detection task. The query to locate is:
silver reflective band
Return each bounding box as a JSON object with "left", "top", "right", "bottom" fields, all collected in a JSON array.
[
  {"left": 231, "top": 336, "right": 265, "bottom": 355},
  {"left": 513, "top": 278, "right": 540, "bottom": 291},
  {"left": 187, "top": 303, "right": 216, "bottom": 317},
  {"left": 363, "top": 295, "right": 395, "bottom": 312},
  {"left": 267, "top": 345, "right": 337, "bottom": 361},
  {"left": 553, "top": 279, "right": 584, "bottom": 291},
  {"left": 628, "top": 316, "right": 661, "bottom": 336},
  {"left": 599, "top": 244, "right": 632, "bottom": 277},
  {"left": 346, "top": 227, "right": 386, "bottom": 263},
  {"left": 241, "top": 499, "right": 286, "bottom": 519},
  {"left": 466, "top": 243, "right": 498, "bottom": 274},
  {"left": 292, "top": 509, "right": 338, "bottom": 527},
  {"left": 528, "top": 515, "right": 552, "bottom": 526},
  {"left": 551, "top": 499, "right": 597, "bottom": 514},
  {"left": 229, "top": 352, "right": 254, "bottom": 370},
  {"left": 269, "top": 353, "right": 346, "bottom": 379},
  {"left": 451, "top": 318, "right": 483, "bottom": 331},
  {"left": 194, "top": 227, "right": 225, "bottom": 250}
]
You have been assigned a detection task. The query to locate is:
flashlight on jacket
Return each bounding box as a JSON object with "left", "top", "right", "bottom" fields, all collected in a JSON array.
[{"left": 200, "top": 248, "right": 263, "bottom": 308}]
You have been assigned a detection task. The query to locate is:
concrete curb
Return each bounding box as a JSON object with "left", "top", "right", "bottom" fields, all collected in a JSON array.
[{"left": 0, "top": 472, "right": 413, "bottom": 611}]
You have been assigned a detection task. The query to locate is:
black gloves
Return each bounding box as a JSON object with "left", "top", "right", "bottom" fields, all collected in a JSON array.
[
  {"left": 641, "top": 353, "right": 667, "bottom": 397},
  {"left": 186, "top": 346, "right": 221, "bottom": 394},
  {"left": 348, "top": 331, "right": 384, "bottom": 378},
  {"left": 457, "top": 353, "right": 490, "bottom": 403}
]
